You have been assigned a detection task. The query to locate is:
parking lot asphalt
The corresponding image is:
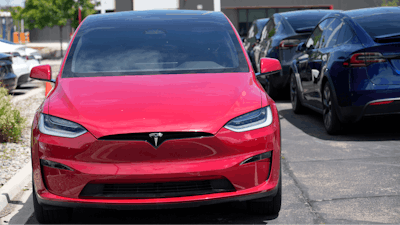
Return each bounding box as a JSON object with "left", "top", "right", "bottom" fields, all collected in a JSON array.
[{"left": 18, "top": 99, "right": 400, "bottom": 224}]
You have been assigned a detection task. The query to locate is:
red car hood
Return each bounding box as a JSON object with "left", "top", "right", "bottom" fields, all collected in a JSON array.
[{"left": 48, "top": 73, "right": 263, "bottom": 138}]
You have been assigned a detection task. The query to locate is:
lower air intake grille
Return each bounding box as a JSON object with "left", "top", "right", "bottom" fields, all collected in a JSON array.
[{"left": 80, "top": 179, "right": 235, "bottom": 198}]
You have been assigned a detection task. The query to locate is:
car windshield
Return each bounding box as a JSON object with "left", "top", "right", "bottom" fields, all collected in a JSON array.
[
  {"left": 285, "top": 13, "right": 329, "bottom": 32},
  {"left": 62, "top": 18, "right": 248, "bottom": 77},
  {"left": 353, "top": 13, "right": 400, "bottom": 38}
]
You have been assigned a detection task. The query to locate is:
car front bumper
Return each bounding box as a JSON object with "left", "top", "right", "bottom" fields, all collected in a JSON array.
[
  {"left": 31, "top": 105, "right": 281, "bottom": 208},
  {"left": 35, "top": 179, "right": 279, "bottom": 210}
]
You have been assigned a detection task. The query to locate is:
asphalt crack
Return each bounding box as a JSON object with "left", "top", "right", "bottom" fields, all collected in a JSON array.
[
  {"left": 281, "top": 154, "right": 326, "bottom": 224},
  {"left": 310, "top": 193, "right": 400, "bottom": 203}
]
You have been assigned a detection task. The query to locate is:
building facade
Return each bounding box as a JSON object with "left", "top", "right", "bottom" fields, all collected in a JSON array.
[
  {"left": 115, "top": 0, "right": 382, "bottom": 36},
  {"left": 191, "top": 0, "right": 381, "bottom": 36},
  {"left": 30, "top": 0, "right": 382, "bottom": 42}
]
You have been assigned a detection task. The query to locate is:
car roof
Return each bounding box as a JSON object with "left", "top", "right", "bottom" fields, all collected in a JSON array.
[
  {"left": 0, "top": 39, "right": 15, "bottom": 45},
  {"left": 83, "top": 10, "right": 229, "bottom": 29},
  {"left": 318, "top": 7, "right": 400, "bottom": 47},
  {"left": 277, "top": 9, "right": 342, "bottom": 18},
  {"left": 343, "top": 6, "right": 400, "bottom": 19}
]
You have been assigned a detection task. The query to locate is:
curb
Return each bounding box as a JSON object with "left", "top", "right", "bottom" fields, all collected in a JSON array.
[
  {"left": 0, "top": 162, "right": 32, "bottom": 213},
  {"left": 11, "top": 87, "right": 45, "bottom": 104}
]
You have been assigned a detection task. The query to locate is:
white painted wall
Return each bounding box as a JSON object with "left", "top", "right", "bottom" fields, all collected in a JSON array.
[
  {"left": 134, "top": 0, "right": 179, "bottom": 11},
  {"left": 94, "top": 0, "right": 115, "bottom": 13}
]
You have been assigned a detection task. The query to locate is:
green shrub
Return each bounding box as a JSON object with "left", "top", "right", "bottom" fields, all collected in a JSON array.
[
  {"left": 0, "top": 86, "right": 26, "bottom": 143},
  {"left": 381, "top": 0, "right": 398, "bottom": 6}
]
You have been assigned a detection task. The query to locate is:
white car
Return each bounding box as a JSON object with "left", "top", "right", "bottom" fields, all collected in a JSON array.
[
  {"left": 22, "top": 48, "right": 40, "bottom": 75},
  {"left": 25, "top": 47, "right": 43, "bottom": 62},
  {"left": 0, "top": 41, "right": 40, "bottom": 87}
]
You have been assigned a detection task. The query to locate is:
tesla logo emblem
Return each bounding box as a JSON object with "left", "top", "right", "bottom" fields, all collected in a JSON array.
[{"left": 149, "top": 132, "right": 163, "bottom": 147}]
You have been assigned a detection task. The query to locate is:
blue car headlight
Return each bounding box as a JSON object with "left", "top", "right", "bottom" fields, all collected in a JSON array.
[
  {"left": 38, "top": 114, "right": 87, "bottom": 138},
  {"left": 224, "top": 106, "right": 273, "bottom": 132}
]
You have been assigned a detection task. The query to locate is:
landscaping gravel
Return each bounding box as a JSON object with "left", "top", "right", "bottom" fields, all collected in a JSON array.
[
  {"left": 0, "top": 60, "right": 61, "bottom": 188},
  {"left": 0, "top": 92, "right": 45, "bottom": 187}
]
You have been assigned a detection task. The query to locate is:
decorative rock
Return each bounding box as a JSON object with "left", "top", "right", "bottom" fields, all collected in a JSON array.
[{"left": 0, "top": 90, "right": 45, "bottom": 188}]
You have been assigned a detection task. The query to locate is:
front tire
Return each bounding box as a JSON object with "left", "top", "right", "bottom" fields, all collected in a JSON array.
[
  {"left": 246, "top": 171, "right": 282, "bottom": 216},
  {"left": 290, "top": 73, "right": 305, "bottom": 114},
  {"left": 33, "top": 177, "right": 73, "bottom": 224},
  {"left": 322, "top": 82, "right": 342, "bottom": 135}
]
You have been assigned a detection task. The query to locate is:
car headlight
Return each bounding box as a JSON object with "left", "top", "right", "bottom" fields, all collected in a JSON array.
[
  {"left": 224, "top": 106, "right": 273, "bottom": 132},
  {"left": 38, "top": 114, "right": 87, "bottom": 138}
]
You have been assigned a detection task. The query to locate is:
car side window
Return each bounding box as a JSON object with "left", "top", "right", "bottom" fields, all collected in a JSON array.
[
  {"left": 336, "top": 22, "right": 354, "bottom": 46},
  {"left": 322, "top": 18, "right": 342, "bottom": 48},
  {"left": 318, "top": 18, "right": 335, "bottom": 48},
  {"left": 306, "top": 19, "right": 328, "bottom": 49},
  {"left": 274, "top": 17, "right": 282, "bottom": 35},
  {"left": 247, "top": 25, "right": 255, "bottom": 39},
  {"left": 261, "top": 20, "right": 274, "bottom": 42}
]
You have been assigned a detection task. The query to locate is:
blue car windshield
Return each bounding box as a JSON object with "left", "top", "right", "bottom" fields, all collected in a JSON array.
[
  {"left": 62, "top": 18, "right": 249, "bottom": 77},
  {"left": 285, "top": 13, "right": 329, "bottom": 32},
  {"left": 353, "top": 13, "right": 400, "bottom": 39}
]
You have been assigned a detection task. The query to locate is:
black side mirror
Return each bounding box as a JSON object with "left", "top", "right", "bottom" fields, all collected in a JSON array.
[
  {"left": 241, "top": 37, "right": 246, "bottom": 42},
  {"left": 296, "top": 42, "right": 306, "bottom": 52}
]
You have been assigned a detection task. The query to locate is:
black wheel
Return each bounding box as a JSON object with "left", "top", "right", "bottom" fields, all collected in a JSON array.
[
  {"left": 246, "top": 170, "right": 282, "bottom": 216},
  {"left": 33, "top": 177, "right": 73, "bottom": 224},
  {"left": 322, "top": 82, "right": 342, "bottom": 135},
  {"left": 265, "top": 78, "right": 278, "bottom": 100},
  {"left": 290, "top": 73, "right": 305, "bottom": 114}
]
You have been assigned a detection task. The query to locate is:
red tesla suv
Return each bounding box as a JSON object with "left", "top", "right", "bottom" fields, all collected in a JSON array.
[{"left": 30, "top": 10, "right": 282, "bottom": 224}]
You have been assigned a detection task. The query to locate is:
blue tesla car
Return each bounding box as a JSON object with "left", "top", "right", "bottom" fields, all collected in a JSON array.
[
  {"left": 254, "top": 10, "right": 340, "bottom": 99},
  {"left": 243, "top": 18, "right": 269, "bottom": 71},
  {"left": 290, "top": 7, "right": 400, "bottom": 134}
]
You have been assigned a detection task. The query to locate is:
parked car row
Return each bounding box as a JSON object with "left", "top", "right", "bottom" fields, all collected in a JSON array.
[
  {"left": 0, "top": 39, "right": 42, "bottom": 91},
  {"left": 244, "top": 6, "right": 400, "bottom": 135}
]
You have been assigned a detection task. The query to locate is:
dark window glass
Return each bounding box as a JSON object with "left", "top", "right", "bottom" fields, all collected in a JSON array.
[
  {"left": 248, "top": 9, "right": 266, "bottom": 23},
  {"left": 285, "top": 13, "right": 331, "bottom": 32},
  {"left": 62, "top": 21, "right": 249, "bottom": 77},
  {"left": 336, "top": 23, "right": 354, "bottom": 45},
  {"left": 261, "top": 20, "right": 274, "bottom": 42},
  {"left": 247, "top": 24, "right": 256, "bottom": 39},
  {"left": 238, "top": 9, "right": 248, "bottom": 36},
  {"left": 278, "top": 8, "right": 296, "bottom": 13},
  {"left": 267, "top": 8, "right": 275, "bottom": 17},
  {"left": 353, "top": 13, "right": 400, "bottom": 38},
  {"left": 274, "top": 17, "right": 283, "bottom": 34},
  {"left": 255, "top": 19, "right": 269, "bottom": 40},
  {"left": 321, "top": 18, "right": 342, "bottom": 48},
  {"left": 307, "top": 19, "right": 328, "bottom": 49}
]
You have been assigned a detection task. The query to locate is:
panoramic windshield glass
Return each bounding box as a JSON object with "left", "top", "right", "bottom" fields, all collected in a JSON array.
[
  {"left": 62, "top": 19, "right": 248, "bottom": 77},
  {"left": 354, "top": 13, "right": 400, "bottom": 38}
]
